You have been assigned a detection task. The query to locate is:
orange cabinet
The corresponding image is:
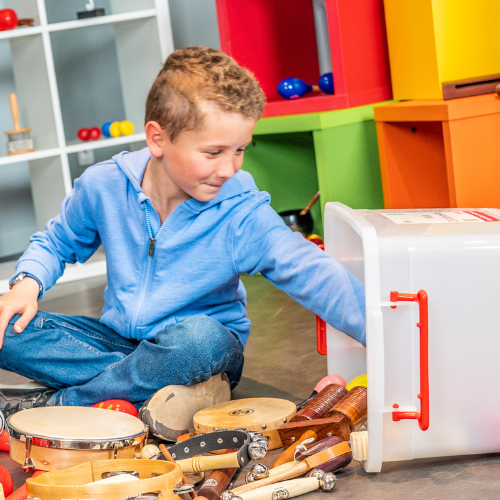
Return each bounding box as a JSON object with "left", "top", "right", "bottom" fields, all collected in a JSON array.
[{"left": 374, "top": 94, "right": 500, "bottom": 208}]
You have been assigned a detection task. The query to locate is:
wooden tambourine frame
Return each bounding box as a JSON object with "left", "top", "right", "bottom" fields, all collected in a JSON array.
[
  {"left": 26, "top": 459, "right": 182, "bottom": 500},
  {"left": 193, "top": 398, "right": 297, "bottom": 450}
]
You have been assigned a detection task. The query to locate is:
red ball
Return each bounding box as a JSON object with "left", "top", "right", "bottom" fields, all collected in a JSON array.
[
  {"left": 92, "top": 399, "right": 138, "bottom": 417},
  {"left": 89, "top": 127, "right": 101, "bottom": 141},
  {"left": 0, "top": 9, "right": 18, "bottom": 31},
  {"left": 0, "top": 464, "right": 13, "bottom": 497},
  {"left": 77, "top": 128, "right": 90, "bottom": 141}
]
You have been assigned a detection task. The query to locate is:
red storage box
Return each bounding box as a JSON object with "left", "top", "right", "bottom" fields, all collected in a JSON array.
[{"left": 216, "top": 0, "right": 392, "bottom": 117}]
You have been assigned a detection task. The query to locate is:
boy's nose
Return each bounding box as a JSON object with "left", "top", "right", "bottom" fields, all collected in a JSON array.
[{"left": 217, "top": 156, "right": 238, "bottom": 179}]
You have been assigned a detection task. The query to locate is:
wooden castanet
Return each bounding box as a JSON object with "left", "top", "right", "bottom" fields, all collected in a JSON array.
[
  {"left": 277, "top": 414, "right": 351, "bottom": 448},
  {"left": 272, "top": 430, "right": 317, "bottom": 468},
  {"left": 229, "top": 441, "right": 350, "bottom": 495},
  {"left": 291, "top": 384, "right": 347, "bottom": 422},
  {"left": 193, "top": 398, "right": 296, "bottom": 450},
  {"left": 26, "top": 460, "right": 181, "bottom": 500},
  {"left": 326, "top": 386, "right": 367, "bottom": 431}
]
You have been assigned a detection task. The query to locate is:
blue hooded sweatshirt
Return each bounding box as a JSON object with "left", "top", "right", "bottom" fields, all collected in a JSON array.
[{"left": 15, "top": 148, "right": 366, "bottom": 347}]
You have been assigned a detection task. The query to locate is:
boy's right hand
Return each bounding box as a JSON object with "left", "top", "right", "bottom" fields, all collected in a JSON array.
[{"left": 0, "top": 278, "right": 39, "bottom": 349}]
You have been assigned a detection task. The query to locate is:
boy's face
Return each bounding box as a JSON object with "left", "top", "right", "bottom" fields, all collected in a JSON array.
[{"left": 150, "top": 102, "right": 257, "bottom": 202}]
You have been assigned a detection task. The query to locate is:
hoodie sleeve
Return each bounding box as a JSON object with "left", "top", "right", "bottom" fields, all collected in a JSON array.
[
  {"left": 232, "top": 201, "right": 366, "bottom": 346},
  {"left": 13, "top": 173, "right": 101, "bottom": 299}
]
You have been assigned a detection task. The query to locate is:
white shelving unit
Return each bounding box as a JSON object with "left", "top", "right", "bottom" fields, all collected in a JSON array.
[{"left": 0, "top": 0, "right": 174, "bottom": 294}]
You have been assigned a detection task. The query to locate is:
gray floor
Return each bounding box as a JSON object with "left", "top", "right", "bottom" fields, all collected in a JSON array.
[{"left": 2, "top": 274, "right": 500, "bottom": 498}]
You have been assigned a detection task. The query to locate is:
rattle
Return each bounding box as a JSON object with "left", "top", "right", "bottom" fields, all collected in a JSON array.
[
  {"left": 221, "top": 470, "right": 336, "bottom": 500},
  {"left": 227, "top": 440, "right": 350, "bottom": 495},
  {"left": 277, "top": 73, "right": 334, "bottom": 100}
]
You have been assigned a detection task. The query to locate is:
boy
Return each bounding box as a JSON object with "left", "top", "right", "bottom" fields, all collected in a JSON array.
[{"left": 0, "top": 47, "right": 365, "bottom": 440}]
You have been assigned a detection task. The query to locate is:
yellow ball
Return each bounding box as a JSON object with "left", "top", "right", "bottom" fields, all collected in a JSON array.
[
  {"left": 120, "top": 120, "right": 134, "bottom": 136},
  {"left": 346, "top": 374, "right": 367, "bottom": 391},
  {"left": 109, "top": 121, "right": 121, "bottom": 138}
]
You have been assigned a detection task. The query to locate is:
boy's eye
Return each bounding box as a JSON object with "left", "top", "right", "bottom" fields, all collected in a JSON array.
[
  {"left": 236, "top": 148, "right": 247, "bottom": 154},
  {"left": 207, "top": 151, "right": 221, "bottom": 156}
]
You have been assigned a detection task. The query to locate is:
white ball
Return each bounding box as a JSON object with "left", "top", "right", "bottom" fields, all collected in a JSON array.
[{"left": 141, "top": 444, "right": 160, "bottom": 459}]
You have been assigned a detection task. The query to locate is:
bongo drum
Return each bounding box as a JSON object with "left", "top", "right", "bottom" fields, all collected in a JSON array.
[
  {"left": 193, "top": 398, "right": 296, "bottom": 450},
  {"left": 7, "top": 407, "right": 147, "bottom": 472}
]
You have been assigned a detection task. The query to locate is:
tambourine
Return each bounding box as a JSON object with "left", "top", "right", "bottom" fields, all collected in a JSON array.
[
  {"left": 7, "top": 407, "right": 147, "bottom": 471},
  {"left": 193, "top": 398, "right": 296, "bottom": 450},
  {"left": 26, "top": 459, "right": 182, "bottom": 500}
]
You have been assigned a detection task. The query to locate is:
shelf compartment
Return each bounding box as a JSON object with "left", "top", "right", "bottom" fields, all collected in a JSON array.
[
  {"left": 45, "top": 0, "right": 155, "bottom": 25},
  {"left": 2, "top": 35, "right": 60, "bottom": 154},
  {"left": 383, "top": 0, "right": 500, "bottom": 100},
  {"left": 50, "top": 16, "right": 161, "bottom": 143},
  {"left": 374, "top": 94, "right": 500, "bottom": 209},
  {"left": 216, "top": 0, "right": 392, "bottom": 117}
]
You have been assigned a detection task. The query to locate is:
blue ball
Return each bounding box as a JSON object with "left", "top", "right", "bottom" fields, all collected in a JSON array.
[
  {"left": 277, "top": 78, "right": 313, "bottom": 100},
  {"left": 318, "top": 73, "right": 334, "bottom": 94},
  {"left": 101, "top": 122, "right": 113, "bottom": 138}
]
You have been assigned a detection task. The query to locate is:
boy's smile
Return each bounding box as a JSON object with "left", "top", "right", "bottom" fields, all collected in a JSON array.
[{"left": 144, "top": 102, "right": 256, "bottom": 221}]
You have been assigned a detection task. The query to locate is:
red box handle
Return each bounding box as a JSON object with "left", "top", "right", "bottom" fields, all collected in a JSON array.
[
  {"left": 390, "top": 290, "right": 429, "bottom": 431},
  {"left": 316, "top": 316, "right": 327, "bottom": 355}
]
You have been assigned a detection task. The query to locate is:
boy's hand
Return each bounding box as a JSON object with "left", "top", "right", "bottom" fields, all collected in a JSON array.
[{"left": 0, "top": 278, "right": 39, "bottom": 349}]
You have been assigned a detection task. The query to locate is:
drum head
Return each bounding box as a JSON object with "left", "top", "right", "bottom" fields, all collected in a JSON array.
[
  {"left": 8, "top": 406, "right": 145, "bottom": 441},
  {"left": 193, "top": 398, "right": 296, "bottom": 433}
]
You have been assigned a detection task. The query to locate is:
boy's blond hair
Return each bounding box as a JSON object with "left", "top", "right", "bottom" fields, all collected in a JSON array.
[{"left": 145, "top": 46, "right": 266, "bottom": 141}]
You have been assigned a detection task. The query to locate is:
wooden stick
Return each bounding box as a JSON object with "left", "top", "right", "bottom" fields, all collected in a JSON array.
[
  {"left": 237, "top": 477, "right": 321, "bottom": 500},
  {"left": 300, "top": 190, "right": 320, "bottom": 216},
  {"left": 159, "top": 443, "right": 197, "bottom": 499},
  {"left": 176, "top": 452, "right": 241, "bottom": 473},
  {"left": 272, "top": 430, "right": 317, "bottom": 468}
]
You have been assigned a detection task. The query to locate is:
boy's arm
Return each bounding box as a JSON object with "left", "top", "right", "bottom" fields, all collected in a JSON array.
[
  {"left": 13, "top": 173, "right": 101, "bottom": 299},
  {"left": 232, "top": 203, "right": 366, "bottom": 346}
]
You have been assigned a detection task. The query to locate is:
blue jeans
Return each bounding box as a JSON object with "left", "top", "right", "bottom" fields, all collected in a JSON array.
[{"left": 0, "top": 312, "right": 244, "bottom": 407}]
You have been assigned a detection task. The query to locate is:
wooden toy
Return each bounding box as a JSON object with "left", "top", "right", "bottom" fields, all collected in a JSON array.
[
  {"left": 292, "top": 384, "right": 348, "bottom": 422},
  {"left": 77, "top": 128, "right": 90, "bottom": 141},
  {"left": 101, "top": 122, "right": 112, "bottom": 137},
  {"left": 5, "top": 93, "right": 34, "bottom": 155},
  {"left": 109, "top": 121, "right": 121, "bottom": 138},
  {"left": 278, "top": 73, "right": 334, "bottom": 100},
  {"left": 272, "top": 430, "right": 317, "bottom": 468},
  {"left": 88, "top": 127, "right": 101, "bottom": 141},
  {"left": 119, "top": 120, "right": 134, "bottom": 136},
  {"left": 326, "top": 386, "right": 367, "bottom": 431}
]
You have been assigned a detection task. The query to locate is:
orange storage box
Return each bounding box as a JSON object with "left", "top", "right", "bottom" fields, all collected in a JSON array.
[{"left": 374, "top": 94, "right": 500, "bottom": 209}]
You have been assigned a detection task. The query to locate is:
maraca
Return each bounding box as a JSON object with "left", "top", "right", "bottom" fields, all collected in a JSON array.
[{"left": 278, "top": 73, "right": 334, "bottom": 100}]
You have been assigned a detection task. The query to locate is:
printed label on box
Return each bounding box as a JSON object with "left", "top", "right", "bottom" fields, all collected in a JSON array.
[{"left": 381, "top": 211, "right": 499, "bottom": 224}]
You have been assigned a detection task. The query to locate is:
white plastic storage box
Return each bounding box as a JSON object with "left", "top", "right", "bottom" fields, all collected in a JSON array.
[{"left": 323, "top": 203, "right": 500, "bottom": 472}]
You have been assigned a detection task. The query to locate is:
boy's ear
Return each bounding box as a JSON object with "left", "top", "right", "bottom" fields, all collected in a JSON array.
[{"left": 145, "top": 121, "right": 167, "bottom": 157}]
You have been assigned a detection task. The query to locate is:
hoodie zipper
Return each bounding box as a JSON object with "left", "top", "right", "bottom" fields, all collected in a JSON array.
[{"left": 130, "top": 202, "right": 169, "bottom": 336}]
